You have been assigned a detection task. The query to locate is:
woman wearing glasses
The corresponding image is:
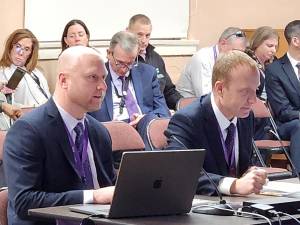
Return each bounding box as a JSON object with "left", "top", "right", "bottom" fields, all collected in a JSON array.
[
  {"left": 61, "top": 19, "right": 90, "bottom": 52},
  {"left": 0, "top": 29, "right": 50, "bottom": 107},
  {"left": 245, "top": 26, "right": 279, "bottom": 100}
]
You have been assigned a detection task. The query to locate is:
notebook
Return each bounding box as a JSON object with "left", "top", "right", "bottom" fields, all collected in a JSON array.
[{"left": 70, "top": 149, "right": 205, "bottom": 218}]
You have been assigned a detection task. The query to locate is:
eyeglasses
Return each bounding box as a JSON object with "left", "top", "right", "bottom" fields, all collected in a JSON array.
[
  {"left": 225, "top": 31, "right": 246, "bottom": 40},
  {"left": 13, "top": 43, "right": 32, "bottom": 55},
  {"left": 111, "top": 52, "right": 138, "bottom": 70}
]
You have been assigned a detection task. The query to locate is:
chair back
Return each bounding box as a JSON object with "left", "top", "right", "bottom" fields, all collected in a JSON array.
[
  {"left": 251, "top": 98, "right": 270, "bottom": 118},
  {"left": 102, "top": 121, "right": 145, "bottom": 151},
  {"left": 0, "top": 189, "right": 8, "bottom": 225},
  {"left": 146, "top": 118, "right": 170, "bottom": 150},
  {"left": 176, "top": 97, "right": 197, "bottom": 110},
  {"left": 102, "top": 121, "right": 145, "bottom": 170}
]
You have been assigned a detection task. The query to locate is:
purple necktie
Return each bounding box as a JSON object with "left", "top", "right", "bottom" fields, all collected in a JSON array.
[
  {"left": 119, "top": 76, "right": 139, "bottom": 120},
  {"left": 225, "top": 123, "right": 236, "bottom": 177},
  {"left": 74, "top": 122, "right": 94, "bottom": 189}
]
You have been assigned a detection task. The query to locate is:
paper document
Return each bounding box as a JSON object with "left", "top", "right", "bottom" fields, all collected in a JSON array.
[{"left": 261, "top": 181, "right": 300, "bottom": 196}]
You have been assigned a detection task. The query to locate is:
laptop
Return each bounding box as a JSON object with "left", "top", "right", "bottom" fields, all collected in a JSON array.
[{"left": 70, "top": 149, "right": 205, "bottom": 218}]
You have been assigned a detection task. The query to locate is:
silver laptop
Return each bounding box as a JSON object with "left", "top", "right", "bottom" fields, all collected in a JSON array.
[{"left": 70, "top": 149, "right": 205, "bottom": 218}]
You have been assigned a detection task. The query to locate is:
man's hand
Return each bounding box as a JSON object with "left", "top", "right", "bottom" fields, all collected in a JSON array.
[
  {"left": 230, "top": 167, "right": 267, "bottom": 195},
  {"left": 129, "top": 113, "right": 145, "bottom": 128},
  {"left": 1, "top": 102, "right": 22, "bottom": 120},
  {"left": 93, "top": 186, "right": 115, "bottom": 204}
]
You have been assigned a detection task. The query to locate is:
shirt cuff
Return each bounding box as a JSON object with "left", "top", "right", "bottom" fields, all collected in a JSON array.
[
  {"left": 218, "top": 177, "right": 237, "bottom": 195},
  {"left": 83, "top": 190, "right": 94, "bottom": 203}
]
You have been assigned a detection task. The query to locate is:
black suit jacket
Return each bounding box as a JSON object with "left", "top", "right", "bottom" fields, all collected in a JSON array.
[
  {"left": 3, "top": 98, "right": 115, "bottom": 225},
  {"left": 265, "top": 54, "right": 300, "bottom": 123},
  {"left": 165, "top": 95, "right": 254, "bottom": 195}
]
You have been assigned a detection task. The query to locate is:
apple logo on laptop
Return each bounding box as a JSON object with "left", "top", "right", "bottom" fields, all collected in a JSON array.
[{"left": 153, "top": 179, "right": 162, "bottom": 189}]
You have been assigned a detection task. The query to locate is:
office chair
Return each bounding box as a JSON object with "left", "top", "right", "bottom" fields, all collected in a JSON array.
[
  {"left": 251, "top": 98, "right": 290, "bottom": 166},
  {"left": 102, "top": 121, "right": 145, "bottom": 169},
  {"left": 0, "top": 189, "right": 8, "bottom": 225},
  {"left": 176, "top": 97, "right": 198, "bottom": 110},
  {"left": 146, "top": 118, "right": 170, "bottom": 150}
]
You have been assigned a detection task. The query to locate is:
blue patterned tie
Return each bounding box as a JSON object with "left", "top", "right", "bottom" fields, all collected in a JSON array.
[{"left": 225, "top": 123, "right": 236, "bottom": 177}]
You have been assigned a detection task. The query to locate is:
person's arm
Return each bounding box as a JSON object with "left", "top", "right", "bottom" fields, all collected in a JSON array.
[
  {"left": 265, "top": 65, "right": 300, "bottom": 122},
  {"left": 1, "top": 102, "right": 22, "bottom": 120},
  {"left": 3, "top": 119, "right": 84, "bottom": 218},
  {"left": 150, "top": 67, "right": 170, "bottom": 117}
]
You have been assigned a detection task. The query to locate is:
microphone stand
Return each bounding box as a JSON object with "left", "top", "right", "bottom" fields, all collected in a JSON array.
[
  {"left": 164, "top": 130, "right": 235, "bottom": 216},
  {"left": 266, "top": 127, "right": 300, "bottom": 181}
]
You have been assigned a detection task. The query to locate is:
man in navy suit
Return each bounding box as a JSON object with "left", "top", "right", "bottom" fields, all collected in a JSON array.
[
  {"left": 4, "top": 46, "right": 116, "bottom": 225},
  {"left": 90, "top": 31, "right": 170, "bottom": 150},
  {"left": 166, "top": 50, "right": 267, "bottom": 196},
  {"left": 265, "top": 20, "right": 300, "bottom": 174}
]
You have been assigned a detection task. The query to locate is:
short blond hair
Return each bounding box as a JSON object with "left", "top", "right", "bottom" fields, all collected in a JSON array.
[{"left": 212, "top": 50, "right": 258, "bottom": 88}]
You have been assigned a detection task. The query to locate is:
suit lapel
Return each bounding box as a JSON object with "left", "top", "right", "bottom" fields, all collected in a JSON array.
[
  {"left": 86, "top": 117, "right": 112, "bottom": 186},
  {"left": 105, "top": 63, "right": 113, "bottom": 120},
  {"left": 131, "top": 67, "right": 143, "bottom": 108},
  {"left": 202, "top": 96, "right": 229, "bottom": 174},
  {"left": 46, "top": 98, "right": 81, "bottom": 179},
  {"left": 281, "top": 55, "right": 300, "bottom": 97}
]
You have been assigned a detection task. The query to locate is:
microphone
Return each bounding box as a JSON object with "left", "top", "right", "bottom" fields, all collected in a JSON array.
[
  {"left": 264, "top": 126, "right": 300, "bottom": 181},
  {"left": 164, "top": 130, "right": 235, "bottom": 216}
]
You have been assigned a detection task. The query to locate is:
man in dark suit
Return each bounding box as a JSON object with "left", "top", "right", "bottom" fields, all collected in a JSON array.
[
  {"left": 3, "top": 46, "right": 116, "bottom": 225},
  {"left": 90, "top": 31, "right": 170, "bottom": 150},
  {"left": 166, "top": 50, "right": 267, "bottom": 196},
  {"left": 265, "top": 20, "right": 300, "bottom": 174},
  {"left": 126, "top": 14, "right": 182, "bottom": 110}
]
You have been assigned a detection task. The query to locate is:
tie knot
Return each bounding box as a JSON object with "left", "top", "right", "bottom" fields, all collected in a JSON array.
[
  {"left": 74, "top": 122, "right": 84, "bottom": 137},
  {"left": 118, "top": 76, "right": 125, "bottom": 81},
  {"left": 227, "top": 123, "right": 235, "bottom": 133}
]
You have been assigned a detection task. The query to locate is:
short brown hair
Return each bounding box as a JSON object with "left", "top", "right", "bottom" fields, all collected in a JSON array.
[
  {"left": 212, "top": 50, "right": 258, "bottom": 88},
  {"left": 128, "top": 14, "right": 151, "bottom": 28},
  {"left": 0, "top": 29, "right": 39, "bottom": 73}
]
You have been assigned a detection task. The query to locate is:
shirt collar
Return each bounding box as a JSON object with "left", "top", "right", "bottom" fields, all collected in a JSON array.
[
  {"left": 211, "top": 94, "right": 237, "bottom": 132},
  {"left": 287, "top": 52, "right": 299, "bottom": 69},
  {"left": 53, "top": 97, "right": 85, "bottom": 132}
]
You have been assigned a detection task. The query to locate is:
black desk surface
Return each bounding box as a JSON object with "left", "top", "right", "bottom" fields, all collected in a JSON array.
[{"left": 28, "top": 179, "right": 300, "bottom": 225}]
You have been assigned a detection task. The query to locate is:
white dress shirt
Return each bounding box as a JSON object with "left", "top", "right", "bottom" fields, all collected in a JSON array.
[
  {"left": 211, "top": 94, "right": 239, "bottom": 195},
  {"left": 54, "top": 98, "right": 99, "bottom": 203},
  {"left": 176, "top": 45, "right": 218, "bottom": 97},
  {"left": 0, "top": 64, "right": 50, "bottom": 106},
  {"left": 287, "top": 52, "right": 300, "bottom": 80},
  {"left": 109, "top": 63, "right": 142, "bottom": 121}
]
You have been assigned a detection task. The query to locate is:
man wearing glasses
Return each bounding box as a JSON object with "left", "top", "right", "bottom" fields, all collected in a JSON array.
[
  {"left": 90, "top": 31, "right": 170, "bottom": 150},
  {"left": 265, "top": 20, "right": 300, "bottom": 175},
  {"left": 177, "top": 27, "right": 247, "bottom": 98}
]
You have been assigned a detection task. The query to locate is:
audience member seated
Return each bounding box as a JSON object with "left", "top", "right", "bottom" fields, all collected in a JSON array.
[
  {"left": 0, "top": 29, "right": 50, "bottom": 107},
  {"left": 61, "top": 19, "right": 90, "bottom": 53},
  {"left": 265, "top": 20, "right": 300, "bottom": 175},
  {"left": 89, "top": 31, "right": 170, "bottom": 150},
  {"left": 126, "top": 14, "right": 182, "bottom": 110},
  {"left": 245, "top": 26, "right": 278, "bottom": 140},
  {"left": 0, "top": 81, "right": 22, "bottom": 130},
  {"left": 166, "top": 50, "right": 267, "bottom": 196},
  {"left": 176, "top": 27, "right": 247, "bottom": 97},
  {"left": 3, "top": 46, "right": 115, "bottom": 225}
]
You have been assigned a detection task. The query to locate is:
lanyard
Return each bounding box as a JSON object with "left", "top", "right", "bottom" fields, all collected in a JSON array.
[
  {"left": 112, "top": 75, "right": 131, "bottom": 114},
  {"left": 213, "top": 45, "right": 218, "bottom": 63},
  {"left": 217, "top": 124, "right": 236, "bottom": 169},
  {"left": 64, "top": 120, "right": 89, "bottom": 183}
]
